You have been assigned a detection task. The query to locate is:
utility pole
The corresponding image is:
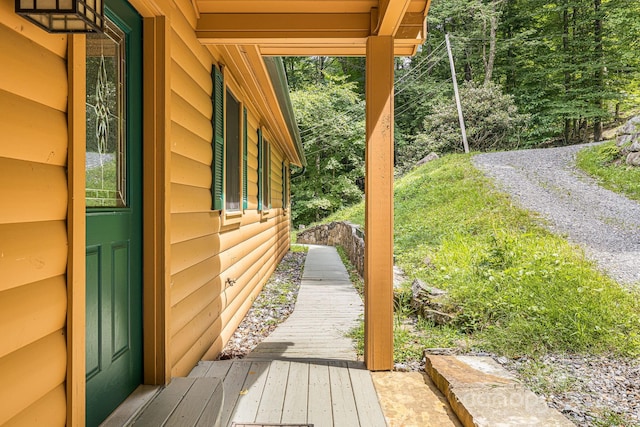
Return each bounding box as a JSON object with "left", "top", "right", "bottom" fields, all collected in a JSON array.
[{"left": 445, "top": 34, "right": 469, "bottom": 154}]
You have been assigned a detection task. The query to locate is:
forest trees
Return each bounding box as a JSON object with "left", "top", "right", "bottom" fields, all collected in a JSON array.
[
  {"left": 286, "top": 1, "right": 638, "bottom": 224},
  {"left": 422, "top": 0, "right": 639, "bottom": 145},
  {"left": 289, "top": 70, "right": 365, "bottom": 226}
]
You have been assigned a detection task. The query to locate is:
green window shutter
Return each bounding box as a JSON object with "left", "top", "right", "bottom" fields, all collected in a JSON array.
[
  {"left": 211, "top": 66, "right": 224, "bottom": 211},
  {"left": 242, "top": 108, "right": 248, "bottom": 210},
  {"left": 257, "top": 128, "right": 263, "bottom": 211}
]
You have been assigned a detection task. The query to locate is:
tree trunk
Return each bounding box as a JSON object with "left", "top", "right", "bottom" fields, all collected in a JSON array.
[
  {"left": 593, "top": 0, "right": 603, "bottom": 142},
  {"left": 464, "top": 47, "right": 473, "bottom": 81},
  {"left": 563, "top": 5, "right": 571, "bottom": 144},
  {"left": 484, "top": 2, "right": 498, "bottom": 86}
]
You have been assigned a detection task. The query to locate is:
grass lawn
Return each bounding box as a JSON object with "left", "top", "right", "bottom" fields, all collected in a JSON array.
[
  {"left": 327, "top": 153, "right": 640, "bottom": 360},
  {"left": 576, "top": 140, "right": 640, "bottom": 201}
]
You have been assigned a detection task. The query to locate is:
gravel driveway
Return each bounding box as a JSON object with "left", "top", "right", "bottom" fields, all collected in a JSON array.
[{"left": 473, "top": 144, "right": 640, "bottom": 286}]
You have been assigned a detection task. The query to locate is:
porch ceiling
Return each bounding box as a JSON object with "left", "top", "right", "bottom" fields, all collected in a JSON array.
[{"left": 195, "top": 0, "right": 432, "bottom": 56}]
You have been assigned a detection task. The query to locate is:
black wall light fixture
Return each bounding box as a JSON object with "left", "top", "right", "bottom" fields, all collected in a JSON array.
[{"left": 16, "top": 0, "right": 104, "bottom": 33}]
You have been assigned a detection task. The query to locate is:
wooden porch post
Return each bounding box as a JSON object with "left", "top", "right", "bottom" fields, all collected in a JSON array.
[{"left": 364, "top": 35, "right": 394, "bottom": 371}]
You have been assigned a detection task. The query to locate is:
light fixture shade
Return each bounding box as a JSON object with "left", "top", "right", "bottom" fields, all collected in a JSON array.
[{"left": 16, "top": 0, "right": 104, "bottom": 33}]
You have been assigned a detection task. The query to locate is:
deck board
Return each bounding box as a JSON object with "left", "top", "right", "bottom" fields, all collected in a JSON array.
[
  {"left": 166, "top": 378, "right": 222, "bottom": 426},
  {"left": 132, "top": 378, "right": 195, "bottom": 426},
  {"left": 281, "top": 362, "right": 309, "bottom": 424},
  {"left": 194, "top": 382, "right": 225, "bottom": 427},
  {"left": 230, "top": 361, "right": 271, "bottom": 423},
  {"left": 133, "top": 245, "right": 387, "bottom": 427},
  {"left": 219, "top": 361, "right": 253, "bottom": 427},
  {"left": 348, "top": 361, "right": 388, "bottom": 427},
  {"left": 255, "top": 360, "right": 290, "bottom": 423},
  {"left": 328, "top": 361, "right": 360, "bottom": 427},
  {"left": 307, "top": 362, "right": 333, "bottom": 427}
]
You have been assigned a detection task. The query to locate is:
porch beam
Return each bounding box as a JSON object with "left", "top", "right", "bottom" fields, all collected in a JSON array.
[
  {"left": 364, "top": 35, "right": 394, "bottom": 371},
  {"left": 376, "top": 0, "right": 412, "bottom": 36},
  {"left": 257, "top": 44, "right": 418, "bottom": 57},
  {"left": 196, "top": 12, "right": 371, "bottom": 42}
]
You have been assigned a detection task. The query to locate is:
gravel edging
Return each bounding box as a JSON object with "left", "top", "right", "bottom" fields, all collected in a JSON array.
[
  {"left": 218, "top": 250, "right": 306, "bottom": 360},
  {"left": 473, "top": 144, "right": 640, "bottom": 426},
  {"left": 497, "top": 354, "right": 640, "bottom": 426},
  {"left": 473, "top": 143, "right": 640, "bottom": 286}
]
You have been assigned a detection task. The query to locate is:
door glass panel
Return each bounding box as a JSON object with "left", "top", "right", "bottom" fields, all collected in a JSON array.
[{"left": 86, "top": 21, "right": 127, "bottom": 208}]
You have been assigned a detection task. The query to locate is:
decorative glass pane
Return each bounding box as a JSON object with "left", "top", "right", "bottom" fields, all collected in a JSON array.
[{"left": 86, "top": 21, "right": 126, "bottom": 207}]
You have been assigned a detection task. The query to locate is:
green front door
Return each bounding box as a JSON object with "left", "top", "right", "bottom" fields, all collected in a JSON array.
[{"left": 85, "top": 1, "right": 143, "bottom": 425}]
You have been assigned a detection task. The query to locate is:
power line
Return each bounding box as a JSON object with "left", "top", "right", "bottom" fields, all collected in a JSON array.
[
  {"left": 394, "top": 78, "right": 452, "bottom": 117},
  {"left": 297, "top": 44, "right": 448, "bottom": 138},
  {"left": 394, "top": 40, "right": 446, "bottom": 86},
  {"left": 394, "top": 52, "right": 450, "bottom": 97}
]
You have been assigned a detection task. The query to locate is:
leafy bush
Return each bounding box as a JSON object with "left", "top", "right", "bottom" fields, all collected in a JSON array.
[{"left": 415, "top": 81, "right": 529, "bottom": 154}]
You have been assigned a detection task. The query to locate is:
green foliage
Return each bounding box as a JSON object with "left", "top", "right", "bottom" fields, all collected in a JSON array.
[
  {"left": 576, "top": 141, "right": 640, "bottom": 201},
  {"left": 515, "top": 359, "right": 578, "bottom": 395},
  {"left": 331, "top": 153, "right": 640, "bottom": 357},
  {"left": 336, "top": 245, "right": 363, "bottom": 296},
  {"left": 414, "top": 81, "right": 529, "bottom": 154},
  {"left": 393, "top": 0, "right": 640, "bottom": 153},
  {"left": 289, "top": 244, "right": 309, "bottom": 253},
  {"left": 593, "top": 410, "right": 640, "bottom": 427},
  {"left": 290, "top": 79, "right": 365, "bottom": 226},
  {"left": 86, "top": 158, "right": 117, "bottom": 190}
]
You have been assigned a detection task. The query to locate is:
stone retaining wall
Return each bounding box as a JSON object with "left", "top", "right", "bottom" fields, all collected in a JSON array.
[{"left": 296, "top": 221, "right": 364, "bottom": 278}]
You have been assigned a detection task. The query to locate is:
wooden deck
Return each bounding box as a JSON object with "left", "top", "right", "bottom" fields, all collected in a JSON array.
[
  {"left": 126, "top": 245, "right": 386, "bottom": 427},
  {"left": 188, "top": 359, "right": 386, "bottom": 427}
]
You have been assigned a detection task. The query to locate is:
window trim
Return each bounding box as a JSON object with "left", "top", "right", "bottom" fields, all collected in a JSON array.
[
  {"left": 242, "top": 107, "right": 248, "bottom": 211},
  {"left": 224, "top": 87, "right": 242, "bottom": 214},
  {"left": 282, "top": 160, "right": 288, "bottom": 215},
  {"left": 211, "top": 65, "right": 245, "bottom": 226},
  {"left": 257, "top": 127, "right": 271, "bottom": 217}
]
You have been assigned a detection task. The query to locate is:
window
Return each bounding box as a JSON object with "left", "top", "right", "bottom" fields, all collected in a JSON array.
[
  {"left": 211, "top": 65, "right": 243, "bottom": 213},
  {"left": 282, "top": 161, "right": 288, "bottom": 211},
  {"left": 257, "top": 129, "right": 271, "bottom": 212},
  {"left": 242, "top": 107, "right": 248, "bottom": 210},
  {"left": 225, "top": 90, "right": 241, "bottom": 211}
]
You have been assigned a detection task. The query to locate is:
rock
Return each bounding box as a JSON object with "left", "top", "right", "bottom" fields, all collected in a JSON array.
[
  {"left": 393, "top": 265, "right": 407, "bottom": 289},
  {"left": 617, "top": 116, "right": 640, "bottom": 147},
  {"left": 423, "top": 308, "right": 457, "bottom": 326},
  {"left": 416, "top": 152, "right": 439, "bottom": 167},
  {"left": 411, "top": 279, "right": 447, "bottom": 301},
  {"left": 629, "top": 138, "right": 640, "bottom": 152},
  {"left": 410, "top": 279, "right": 457, "bottom": 325},
  {"left": 620, "top": 115, "right": 640, "bottom": 135},
  {"left": 617, "top": 133, "right": 634, "bottom": 147},
  {"left": 394, "top": 363, "right": 411, "bottom": 372},
  {"left": 627, "top": 152, "right": 640, "bottom": 166}
]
